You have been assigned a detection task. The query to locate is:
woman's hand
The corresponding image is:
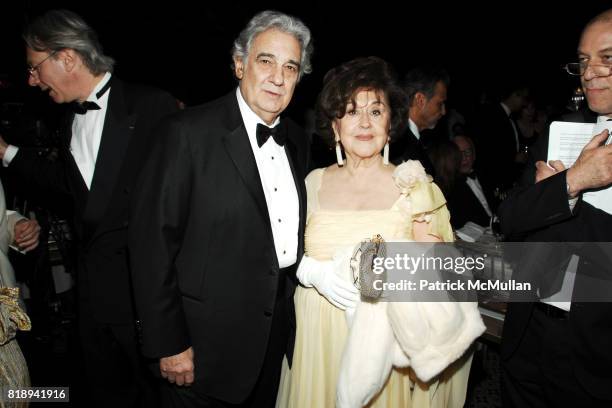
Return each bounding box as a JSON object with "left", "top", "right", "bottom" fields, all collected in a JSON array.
[{"left": 297, "top": 256, "right": 359, "bottom": 310}]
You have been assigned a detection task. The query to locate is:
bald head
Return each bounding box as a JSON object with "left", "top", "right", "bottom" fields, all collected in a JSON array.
[
  {"left": 578, "top": 9, "right": 612, "bottom": 116},
  {"left": 584, "top": 8, "right": 612, "bottom": 30}
]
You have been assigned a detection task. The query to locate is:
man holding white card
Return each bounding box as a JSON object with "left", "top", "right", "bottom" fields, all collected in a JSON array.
[{"left": 499, "top": 8, "right": 612, "bottom": 408}]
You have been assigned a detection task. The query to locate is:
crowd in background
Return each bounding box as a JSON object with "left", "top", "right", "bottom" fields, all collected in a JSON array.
[{"left": 0, "top": 6, "right": 611, "bottom": 408}]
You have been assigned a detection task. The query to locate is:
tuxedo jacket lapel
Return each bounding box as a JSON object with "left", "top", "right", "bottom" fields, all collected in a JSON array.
[
  {"left": 82, "top": 79, "right": 135, "bottom": 242},
  {"left": 222, "top": 92, "right": 307, "bottom": 266},
  {"left": 222, "top": 96, "right": 270, "bottom": 223}
]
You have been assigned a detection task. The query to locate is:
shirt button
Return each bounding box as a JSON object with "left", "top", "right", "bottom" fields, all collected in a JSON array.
[
  {"left": 283, "top": 250, "right": 286, "bottom": 254},
  {"left": 274, "top": 187, "right": 278, "bottom": 192},
  {"left": 278, "top": 219, "right": 282, "bottom": 223},
  {"left": 271, "top": 156, "right": 275, "bottom": 160}
]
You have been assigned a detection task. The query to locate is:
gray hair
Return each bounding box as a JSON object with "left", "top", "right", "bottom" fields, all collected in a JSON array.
[
  {"left": 231, "top": 10, "right": 313, "bottom": 80},
  {"left": 24, "top": 9, "right": 115, "bottom": 75}
]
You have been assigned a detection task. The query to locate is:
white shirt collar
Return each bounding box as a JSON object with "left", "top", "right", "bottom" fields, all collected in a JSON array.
[
  {"left": 235, "top": 87, "right": 280, "bottom": 139},
  {"left": 408, "top": 118, "right": 420, "bottom": 140},
  {"left": 500, "top": 102, "right": 511, "bottom": 117},
  {"left": 86, "top": 72, "right": 112, "bottom": 103},
  {"left": 596, "top": 115, "right": 612, "bottom": 123}
]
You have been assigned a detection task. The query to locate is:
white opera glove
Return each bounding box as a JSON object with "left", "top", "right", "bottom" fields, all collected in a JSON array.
[
  {"left": 332, "top": 246, "right": 359, "bottom": 326},
  {"left": 297, "top": 255, "right": 360, "bottom": 310}
]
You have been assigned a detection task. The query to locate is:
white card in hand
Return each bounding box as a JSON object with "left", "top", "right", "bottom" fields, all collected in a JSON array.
[{"left": 548, "top": 121, "right": 612, "bottom": 215}]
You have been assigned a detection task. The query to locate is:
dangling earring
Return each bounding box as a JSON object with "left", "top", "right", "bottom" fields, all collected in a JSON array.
[
  {"left": 335, "top": 139, "right": 344, "bottom": 167},
  {"left": 383, "top": 140, "right": 390, "bottom": 165}
]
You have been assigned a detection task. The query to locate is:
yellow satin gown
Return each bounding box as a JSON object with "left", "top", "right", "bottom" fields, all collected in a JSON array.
[{"left": 277, "top": 166, "right": 472, "bottom": 408}]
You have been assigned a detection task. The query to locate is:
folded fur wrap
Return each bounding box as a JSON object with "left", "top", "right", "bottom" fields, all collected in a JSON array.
[{"left": 333, "top": 243, "right": 485, "bottom": 408}]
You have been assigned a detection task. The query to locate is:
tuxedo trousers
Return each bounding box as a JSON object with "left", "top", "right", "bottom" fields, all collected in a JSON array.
[
  {"left": 161, "top": 278, "right": 290, "bottom": 408},
  {"left": 501, "top": 305, "right": 609, "bottom": 407},
  {"left": 77, "top": 297, "right": 161, "bottom": 408}
]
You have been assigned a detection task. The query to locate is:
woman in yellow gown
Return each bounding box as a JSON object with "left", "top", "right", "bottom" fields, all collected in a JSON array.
[{"left": 277, "top": 57, "right": 483, "bottom": 408}]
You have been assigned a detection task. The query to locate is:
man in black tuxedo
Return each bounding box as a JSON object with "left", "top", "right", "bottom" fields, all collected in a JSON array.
[
  {"left": 472, "top": 82, "right": 530, "bottom": 207},
  {"left": 499, "top": 8, "right": 612, "bottom": 407},
  {"left": 448, "top": 135, "right": 493, "bottom": 229},
  {"left": 128, "top": 11, "right": 312, "bottom": 408},
  {"left": 390, "top": 66, "right": 449, "bottom": 177},
  {"left": 0, "top": 9, "right": 178, "bottom": 407}
]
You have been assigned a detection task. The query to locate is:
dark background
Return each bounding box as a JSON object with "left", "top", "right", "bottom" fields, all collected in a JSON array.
[
  {"left": 0, "top": 2, "right": 610, "bottom": 403},
  {"left": 1, "top": 0, "right": 611, "bottom": 120}
]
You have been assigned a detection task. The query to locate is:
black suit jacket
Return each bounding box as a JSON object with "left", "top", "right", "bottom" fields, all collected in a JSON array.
[
  {"left": 128, "top": 91, "right": 308, "bottom": 403},
  {"left": 498, "top": 110, "right": 612, "bottom": 400},
  {"left": 7, "top": 77, "right": 178, "bottom": 324},
  {"left": 472, "top": 103, "right": 521, "bottom": 201},
  {"left": 447, "top": 175, "right": 492, "bottom": 229},
  {"left": 390, "top": 125, "right": 436, "bottom": 177}
]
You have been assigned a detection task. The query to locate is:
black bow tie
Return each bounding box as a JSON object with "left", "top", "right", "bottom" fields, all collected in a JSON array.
[
  {"left": 466, "top": 172, "right": 477, "bottom": 180},
  {"left": 256, "top": 122, "right": 286, "bottom": 147},
  {"left": 71, "top": 100, "right": 101, "bottom": 114},
  {"left": 71, "top": 78, "right": 111, "bottom": 115}
]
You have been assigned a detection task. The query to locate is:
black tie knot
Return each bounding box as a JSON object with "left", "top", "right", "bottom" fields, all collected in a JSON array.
[
  {"left": 71, "top": 78, "right": 111, "bottom": 115},
  {"left": 256, "top": 122, "right": 287, "bottom": 147},
  {"left": 71, "top": 101, "right": 101, "bottom": 115}
]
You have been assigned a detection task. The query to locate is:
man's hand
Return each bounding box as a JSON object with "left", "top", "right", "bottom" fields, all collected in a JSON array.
[
  {"left": 566, "top": 129, "right": 612, "bottom": 197},
  {"left": 0, "top": 134, "right": 8, "bottom": 160},
  {"left": 14, "top": 219, "right": 40, "bottom": 252},
  {"left": 535, "top": 160, "right": 566, "bottom": 183},
  {"left": 160, "top": 346, "right": 194, "bottom": 386}
]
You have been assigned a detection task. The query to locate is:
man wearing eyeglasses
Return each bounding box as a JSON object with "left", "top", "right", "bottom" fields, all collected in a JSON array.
[
  {"left": 447, "top": 135, "right": 494, "bottom": 230},
  {"left": 499, "top": 8, "right": 612, "bottom": 408},
  {"left": 0, "top": 9, "right": 178, "bottom": 408}
]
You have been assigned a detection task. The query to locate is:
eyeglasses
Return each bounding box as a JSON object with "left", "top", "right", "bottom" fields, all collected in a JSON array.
[
  {"left": 459, "top": 148, "right": 474, "bottom": 158},
  {"left": 27, "top": 51, "right": 57, "bottom": 77},
  {"left": 563, "top": 62, "right": 612, "bottom": 77}
]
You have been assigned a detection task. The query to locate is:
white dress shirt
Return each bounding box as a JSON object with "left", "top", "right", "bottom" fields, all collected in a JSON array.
[
  {"left": 236, "top": 88, "right": 299, "bottom": 268},
  {"left": 70, "top": 72, "right": 112, "bottom": 189},
  {"left": 465, "top": 175, "right": 492, "bottom": 218},
  {"left": 408, "top": 118, "right": 420, "bottom": 140}
]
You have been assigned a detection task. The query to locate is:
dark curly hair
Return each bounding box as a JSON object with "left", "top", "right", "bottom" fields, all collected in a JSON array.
[{"left": 315, "top": 56, "right": 407, "bottom": 147}]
